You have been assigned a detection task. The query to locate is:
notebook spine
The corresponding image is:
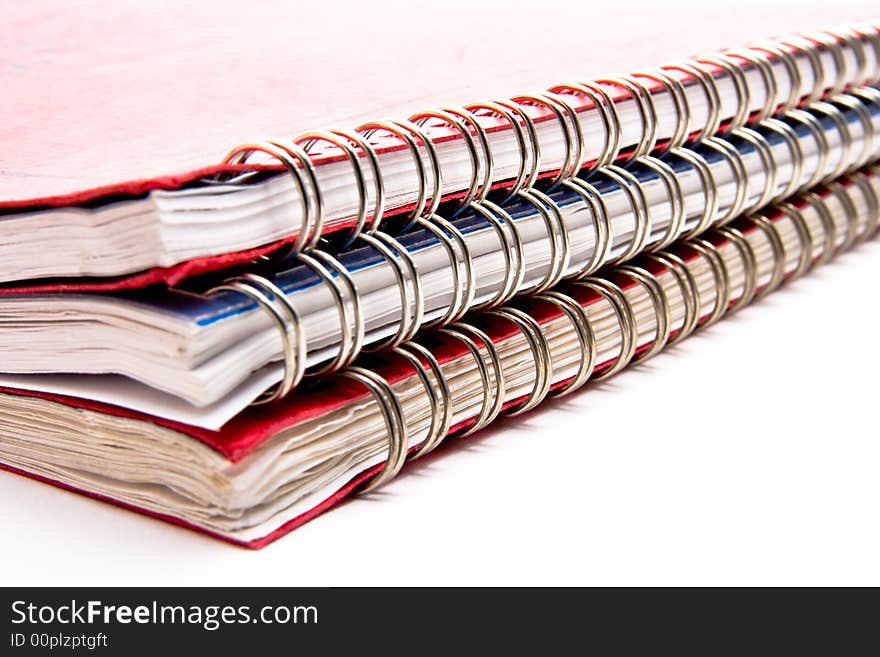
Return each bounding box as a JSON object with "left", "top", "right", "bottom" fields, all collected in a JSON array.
[
  {"left": 344, "top": 166, "right": 880, "bottom": 492},
  {"left": 219, "top": 23, "right": 880, "bottom": 253},
  {"left": 212, "top": 88, "right": 880, "bottom": 403}
]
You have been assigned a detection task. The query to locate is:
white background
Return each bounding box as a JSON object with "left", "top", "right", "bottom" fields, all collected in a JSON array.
[
  {"left": 2, "top": 0, "right": 880, "bottom": 586},
  {"left": 3, "top": 239, "right": 879, "bottom": 586}
]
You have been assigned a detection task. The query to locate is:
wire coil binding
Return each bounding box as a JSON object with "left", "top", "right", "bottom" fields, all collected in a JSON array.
[
  {"left": 342, "top": 168, "right": 879, "bottom": 492},
  {"left": 214, "top": 88, "right": 880, "bottom": 406},
  {"left": 216, "top": 24, "right": 880, "bottom": 253}
]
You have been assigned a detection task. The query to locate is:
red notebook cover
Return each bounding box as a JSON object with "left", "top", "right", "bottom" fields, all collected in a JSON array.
[
  {"left": 2, "top": 1, "right": 875, "bottom": 294},
  {"left": 0, "top": 283, "right": 613, "bottom": 548}
]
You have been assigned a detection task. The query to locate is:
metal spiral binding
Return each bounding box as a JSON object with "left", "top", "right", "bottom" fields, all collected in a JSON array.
[
  {"left": 749, "top": 213, "right": 787, "bottom": 299},
  {"left": 486, "top": 308, "right": 553, "bottom": 416},
  {"left": 598, "top": 165, "right": 652, "bottom": 263},
  {"left": 699, "top": 136, "right": 749, "bottom": 223},
  {"left": 593, "top": 76, "right": 659, "bottom": 161},
  {"left": 296, "top": 131, "right": 376, "bottom": 246},
  {"left": 216, "top": 88, "right": 880, "bottom": 405},
  {"left": 661, "top": 61, "right": 721, "bottom": 141},
  {"left": 799, "top": 189, "right": 839, "bottom": 265},
  {"left": 670, "top": 146, "right": 718, "bottom": 237},
  {"left": 217, "top": 24, "right": 879, "bottom": 254},
  {"left": 357, "top": 120, "right": 442, "bottom": 232},
  {"left": 560, "top": 176, "right": 613, "bottom": 277},
  {"left": 575, "top": 278, "right": 637, "bottom": 381},
  {"left": 393, "top": 342, "right": 452, "bottom": 459},
  {"left": 782, "top": 108, "right": 830, "bottom": 189},
  {"left": 810, "top": 101, "right": 855, "bottom": 181},
  {"left": 207, "top": 273, "right": 307, "bottom": 404},
  {"left": 338, "top": 366, "right": 408, "bottom": 493},
  {"left": 636, "top": 155, "right": 686, "bottom": 251},
  {"left": 296, "top": 250, "right": 363, "bottom": 373},
  {"left": 695, "top": 54, "right": 751, "bottom": 133},
  {"left": 358, "top": 230, "right": 424, "bottom": 349},
  {"left": 469, "top": 201, "right": 525, "bottom": 308},
  {"left": 632, "top": 69, "right": 691, "bottom": 150},
  {"left": 712, "top": 225, "right": 758, "bottom": 312},
  {"left": 760, "top": 118, "right": 803, "bottom": 202},
  {"left": 778, "top": 202, "right": 815, "bottom": 281},
  {"left": 687, "top": 238, "right": 731, "bottom": 327},
  {"left": 730, "top": 126, "right": 778, "bottom": 212},
  {"left": 340, "top": 170, "right": 879, "bottom": 493},
  {"left": 644, "top": 251, "right": 701, "bottom": 344},
  {"left": 726, "top": 49, "right": 778, "bottom": 122},
  {"left": 536, "top": 291, "right": 597, "bottom": 398},
  {"left": 824, "top": 181, "right": 860, "bottom": 251},
  {"left": 439, "top": 322, "right": 505, "bottom": 437},
  {"left": 548, "top": 81, "right": 621, "bottom": 168},
  {"left": 617, "top": 264, "right": 671, "bottom": 361},
  {"left": 518, "top": 188, "right": 571, "bottom": 294}
]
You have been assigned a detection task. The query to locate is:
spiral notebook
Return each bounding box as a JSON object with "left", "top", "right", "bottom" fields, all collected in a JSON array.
[
  {"left": 1, "top": 166, "right": 876, "bottom": 546},
  {"left": 2, "top": 7, "right": 880, "bottom": 547},
  {"left": 1, "top": 6, "right": 877, "bottom": 289},
  {"left": 1, "top": 86, "right": 877, "bottom": 427}
]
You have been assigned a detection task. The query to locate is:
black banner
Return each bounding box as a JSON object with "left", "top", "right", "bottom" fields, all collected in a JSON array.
[{"left": 0, "top": 587, "right": 873, "bottom": 653}]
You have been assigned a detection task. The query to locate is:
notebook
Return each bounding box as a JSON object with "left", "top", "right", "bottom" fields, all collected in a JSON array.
[
  {"left": 0, "top": 86, "right": 877, "bottom": 427},
  {"left": 2, "top": 4, "right": 877, "bottom": 288},
  {"left": 2, "top": 7, "right": 879, "bottom": 547},
  {"left": 1, "top": 166, "right": 875, "bottom": 547}
]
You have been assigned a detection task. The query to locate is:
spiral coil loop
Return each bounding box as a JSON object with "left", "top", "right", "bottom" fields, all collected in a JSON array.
[
  {"left": 645, "top": 251, "right": 700, "bottom": 344},
  {"left": 760, "top": 118, "right": 804, "bottom": 201},
  {"left": 394, "top": 342, "right": 452, "bottom": 459},
  {"left": 208, "top": 273, "right": 307, "bottom": 404},
  {"left": 576, "top": 278, "right": 637, "bottom": 380},
  {"left": 599, "top": 165, "right": 652, "bottom": 262},
  {"left": 778, "top": 202, "right": 815, "bottom": 280},
  {"left": 637, "top": 155, "right": 686, "bottom": 251},
  {"left": 688, "top": 238, "right": 731, "bottom": 327},
  {"left": 594, "top": 76, "right": 659, "bottom": 162},
  {"left": 713, "top": 225, "right": 758, "bottom": 312},
  {"left": 536, "top": 291, "right": 597, "bottom": 398},
  {"left": 296, "top": 250, "right": 363, "bottom": 373},
  {"left": 749, "top": 213, "right": 787, "bottom": 299},
  {"left": 486, "top": 307, "right": 553, "bottom": 416},
  {"left": 440, "top": 323, "right": 505, "bottom": 437},
  {"left": 617, "top": 264, "right": 672, "bottom": 361},
  {"left": 358, "top": 230, "right": 424, "bottom": 349},
  {"left": 519, "top": 188, "right": 571, "bottom": 293},
  {"left": 560, "top": 177, "right": 613, "bottom": 277},
  {"left": 339, "top": 366, "right": 408, "bottom": 493},
  {"left": 696, "top": 55, "right": 751, "bottom": 133},
  {"left": 633, "top": 69, "right": 692, "bottom": 150},
  {"left": 700, "top": 136, "right": 749, "bottom": 223},
  {"left": 730, "top": 126, "right": 778, "bottom": 212}
]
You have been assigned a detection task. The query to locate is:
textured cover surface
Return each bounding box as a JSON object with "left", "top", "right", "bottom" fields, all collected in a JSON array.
[{"left": 2, "top": 0, "right": 874, "bottom": 208}]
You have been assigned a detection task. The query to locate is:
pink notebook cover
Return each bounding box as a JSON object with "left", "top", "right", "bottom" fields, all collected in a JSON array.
[
  {"left": 3, "top": 0, "right": 874, "bottom": 208},
  {"left": 1, "top": 1, "right": 876, "bottom": 295}
]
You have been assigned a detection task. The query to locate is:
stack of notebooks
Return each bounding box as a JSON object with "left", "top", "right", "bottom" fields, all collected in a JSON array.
[{"left": 2, "top": 14, "right": 879, "bottom": 547}]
